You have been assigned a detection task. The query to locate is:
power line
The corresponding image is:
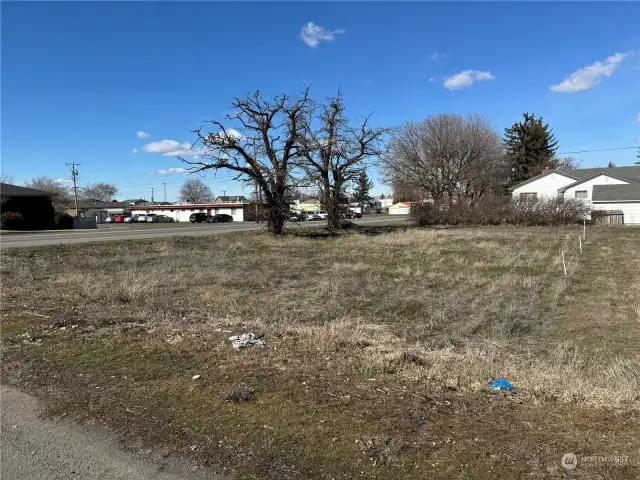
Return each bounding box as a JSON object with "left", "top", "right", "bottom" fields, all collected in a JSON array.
[
  {"left": 557, "top": 146, "right": 638, "bottom": 155},
  {"left": 76, "top": 175, "right": 236, "bottom": 192}
]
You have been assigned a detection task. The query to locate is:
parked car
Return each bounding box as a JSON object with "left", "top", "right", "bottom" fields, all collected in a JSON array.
[
  {"left": 156, "top": 215, "right": 175, "bottom": 223},
  {"left": 113, "top": 214, "right": 127, "bottom": 223},
  {"left": 189, "top": 212, "right": 209, "bottom": 223},
  {"left": 340, "top": 211, "right": 357, "bottom": 219},
  {"left": 103, "top": 216, "right": 112, "bottom": 223},
  {"left": 307, "top": 214, "right": 322, "bottom": 221},
  {"left": 145, "top": 214, "right": 159, "bottom": 223},
  {"left": 206, "top": 214, "right": 233, "bottom": 223},
  {"left": 135, "top": 214, "right": 147, "bottom": 222},
  {"left": 123, "top": 215, "right": 134, "bottom": 223},
  {"left": 289, "top": 214, "right": 301, "bottom": 222}
]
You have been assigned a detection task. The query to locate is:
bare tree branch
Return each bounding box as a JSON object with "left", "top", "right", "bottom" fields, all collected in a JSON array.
[
  {"left": 297, "top": 92, "right": 387, "bottom": 229},
  {"left": 180, "top": 89, "right": 312, "bottom": 234},
  {"left": 382, "top": 114, "right": 505, "bottom": 204}
]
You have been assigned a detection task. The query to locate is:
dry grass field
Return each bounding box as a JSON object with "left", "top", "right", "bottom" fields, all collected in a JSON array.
[{"left": 2, "top": 226, "right": 639, "bottom": 479}]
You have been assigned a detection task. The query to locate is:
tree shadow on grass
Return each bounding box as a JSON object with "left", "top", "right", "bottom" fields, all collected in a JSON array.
[{"left": 285, "top": 222, "right": 414, "bottom": 239}]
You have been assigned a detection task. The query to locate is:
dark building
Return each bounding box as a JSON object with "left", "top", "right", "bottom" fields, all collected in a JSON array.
[{"left": 0, "top": 183, "right": 58, "bottom": 229}]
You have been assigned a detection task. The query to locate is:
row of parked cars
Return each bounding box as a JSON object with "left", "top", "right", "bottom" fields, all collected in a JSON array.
[
  {"left": 189, "top": 213, "right": 233, "bottom": 223},
  {"left": 104, "top": 214, "right": 175, "bottom": 223},
  {"left": 105, "top": 212, "right": 235, "bottom": 224},
  {"left": 290, "top": 210, "right": 362, "bottom": 222}
]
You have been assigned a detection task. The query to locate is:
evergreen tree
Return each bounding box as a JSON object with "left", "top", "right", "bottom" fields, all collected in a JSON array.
[
  {"left": 380, "top": 193, "right": 385, "bottom": 200},
  {"left": 353, "top": 170, "right": 374, "bottom": 206},
  {"left": 503, "top": 112, "right": 559, "bottom": 186},
  {"left": 607, "top": 161, "right": 616, "bottom": 168}
]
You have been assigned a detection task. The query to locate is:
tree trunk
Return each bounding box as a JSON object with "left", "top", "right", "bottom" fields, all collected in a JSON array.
[
  {"left": 266, "top": 206, "right": 286, "bottom": 235},
  {"left": 325, "top": 180, "right": 341, "bottom": 231}
]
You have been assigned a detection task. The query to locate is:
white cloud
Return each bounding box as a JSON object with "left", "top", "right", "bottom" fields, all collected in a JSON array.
[
  {"left": 219, "top": 128, "right": 242, "bottom": 139},
  {"left": 300, "top": 22, "right": 345, "bottom": 48},
  {"left": 429, "top": 52, "right": 449, "bottom": 62},
  {"left": 132, "top": 148, "right": 138, "bottom": 154},
  {"left": 550, "top": 53, "right": 627, "bottom": 93},
  {"left": 444, "top": 70, "right": 495, "bottom": 90},
  {"left": 155, "top": 167, "right": 188, "bottom": 176},
  {"left": 137, "top": 130, "right": 150, "bottom": 138},
  {"left": 143, "top": 139, "right": 196, "bottom": 157}
]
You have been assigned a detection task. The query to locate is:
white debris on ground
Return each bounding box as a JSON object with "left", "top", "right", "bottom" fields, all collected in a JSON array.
[
  {"left": 191, "top": 375, "right": 201, "bottom": 380},
  {"left": 229, "top": 333, "right": 265, "bottom": 350}
]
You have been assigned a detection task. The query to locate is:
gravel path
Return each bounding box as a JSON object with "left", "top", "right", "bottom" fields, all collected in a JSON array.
[{"left": 1, "top": 385, "right": 225, "bottom": 480}]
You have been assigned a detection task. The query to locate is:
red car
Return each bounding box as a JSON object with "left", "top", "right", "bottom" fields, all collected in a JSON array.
[{"left": 112, "top": 214, "right": 127, "bottom": 223}]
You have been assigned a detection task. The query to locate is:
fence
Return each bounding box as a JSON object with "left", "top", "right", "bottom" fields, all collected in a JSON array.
[
  {"left": 591, "top": 210, "right": 624, "bottom": 226},
  {"left": 73, "top": 216, "right": 97, "bottom": 229}
]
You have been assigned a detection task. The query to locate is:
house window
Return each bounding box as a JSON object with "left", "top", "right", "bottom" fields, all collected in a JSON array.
[
  {"left": 231, "top": 208, "right": 236, "bottom": 215},
  {"left": 575, "top": 190, "right": 588, "bottom": 199},
  {"left": 519, "top": 192, "right": 537, "bottom": 201},
  {"left": 170, "top": 209, "right": 174, "bottom": 212}
]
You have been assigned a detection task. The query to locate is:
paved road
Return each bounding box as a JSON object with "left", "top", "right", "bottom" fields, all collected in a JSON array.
[
  {"left": 0, "top": 216, "right": 409, "bottom": 247},
  {"left": 0, "top": 386, "right": 225, "bottom": 480}
]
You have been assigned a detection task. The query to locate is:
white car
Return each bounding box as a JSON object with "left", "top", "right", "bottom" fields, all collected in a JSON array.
[
  {"left": 145, "top": 214, "right": 158, "bottom": 223},
  {"left": 103, "top": 217, "right": 112, "bottom": 223},
  {"left": 135, "top": 214, "right": 147, "bottom": 222}
]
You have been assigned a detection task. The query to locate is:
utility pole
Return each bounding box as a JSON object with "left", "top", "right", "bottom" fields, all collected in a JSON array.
[
  {"left": 151, "top": 187, "right": 155, "bottom": 203},
  {"left": 65, "top": 162, "right": 80, "bottom": 216},
  {"left": 163, "top": 183, "right": 167, "bottom": 203}
]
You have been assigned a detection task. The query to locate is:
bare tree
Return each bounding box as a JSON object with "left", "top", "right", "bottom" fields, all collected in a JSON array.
[
  {"left": 298, "top": 92, "right": 386, "bottom": 229},
  {"left": 80, "top": 182, "right": 118, "bottom": 201},
  {"left": 382, "top": 114, "right": 505, "bottom": 204},
  {"left": 24, "top": 177, "right": 73, "bottom": 205},
  {"left": 179, "top": 179, "right": 213, "bottom": 204},
  {"left": 0, "top": 171, "right": 13, "bottom": 184},
  {"left": 181, "top": 90, "right": 312, "bottom": 234},
  {"left": 554, "top": 156, "right": 582, "bottom": 172}
]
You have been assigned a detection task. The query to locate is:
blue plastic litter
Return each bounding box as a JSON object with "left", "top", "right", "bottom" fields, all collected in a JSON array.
[{"left": 490, "top": 379, "right": 513, "bottom": 391}]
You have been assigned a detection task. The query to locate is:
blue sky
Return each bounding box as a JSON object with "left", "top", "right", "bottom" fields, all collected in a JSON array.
[{"left": 2, "top": 1, "right": 639, "bottom": 201}]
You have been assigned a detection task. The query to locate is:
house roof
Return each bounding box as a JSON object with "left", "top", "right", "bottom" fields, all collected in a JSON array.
[
  {"left": 0, "top": 183, "right": 59, "bottom": 197},
  {"left": 121, "top": 198, "right": 148, "bottom": 205},
  {"left": 75, "top": 200, "right": 132, "bottom": 209},
  {"left": 215, "top": 195, "right": 250, "bottom": 203},
  {"left": 129, "top": 203, "right": 246, "bottom": 210},
  {"left": 390, "top": 202, "right": 411, "bottom": 208},
  {"left": 558, "top": 170, "right": 640, "bottom": 192},
  {"left": 568, "top": 166, "right": 640, "bottom": 182},
  {"left": 508, "top": 166, "right": 640, "bottom": 191},
  {"left": 592, "top": 184, "right": 640, "bottom": 202},
  {"left": 134, "top": 201, "right": 174, "bottom": 207}
]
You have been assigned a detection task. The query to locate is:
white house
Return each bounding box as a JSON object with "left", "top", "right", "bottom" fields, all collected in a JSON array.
[
  {"left": 389, "top": 202, "right": 411, "bottom": 215},
  {"left": 129, "top": 203, "right": 253, "bottom": 222},
  {"left": 509, "top": 166, "right": 640, "bottom": 224}
]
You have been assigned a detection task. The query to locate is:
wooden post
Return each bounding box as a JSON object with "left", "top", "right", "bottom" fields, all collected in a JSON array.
[
  {"left": 579, "top": 236, "right": 582, "bottom": 256},
  {"left": 562, "top": 250, "right": 567, "bottom": 277}
]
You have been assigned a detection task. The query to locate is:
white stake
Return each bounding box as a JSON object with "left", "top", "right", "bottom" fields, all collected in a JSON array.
[
  {"left": 562, "top": 250, "right": 567, "bottom": 277},
  {"left": 579, "top": 236, "right": 582, "bottom": 256}
]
